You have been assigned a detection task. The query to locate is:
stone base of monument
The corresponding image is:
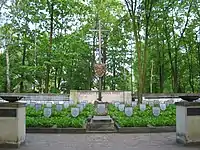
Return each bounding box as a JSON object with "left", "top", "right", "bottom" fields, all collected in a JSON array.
[
  {"left": 87, "top": 116, "right": 115, "bottom": 131},
  {"left": 0, "top": 102, "right": 26, "bottom": 148},
  {"left": 175, "top": 101, "right": 200, "bottom": 145}
]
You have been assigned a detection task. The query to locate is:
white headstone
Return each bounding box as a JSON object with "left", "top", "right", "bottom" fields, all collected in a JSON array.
[
  {"left": 153, "top": 107, "right": 160, "bottom": 116},
  {"left": 77, "top": 103, "right": 84, "bottom": 112},
  {"left": 71, "top": 107, "right": 79, "bottom": 117},
  {"left": 77, "top": 103, "right": 81, "bottom": 108},
  {"left": 160, "top": 103, "right": 166, "bottom": 111},
  {"left": 149, "top": 101, "right": 154, "bottom": 107},
  {"left": 35, "top": 104, "right": 42, "bottom": 111},
  {"left": 44, "top": 108, "right": 51, "bottom": 117},
  {"left": 118, "top": 104, "right": 125, "bottom": 111},
  {"left": 97, "top": 104, "right": 106, "bottom": 114},
  {"left": 132, "top": 101, "right": 137, "bottom": 107},
  {"left": 140, "top": 104, "right": 146, "bottom": 111},
  {"left": 80, "top": 103, "right": 84, "bottom": 111},
  {"left": 46, "top": 102, "right": 52, "bottom": 107},
  {"left": 80, "top": 101, "right": 87, "bottom": 108},
  {"left": 56, "top": 104, "right": 63, "bottom": 111},
  {"left": 63, "top": 101, "right": 69, "bottom": 108},
  {"left": 114, "top": 102, "right": 120, "bottom": 108},
  {"left": 125, "top": 107, "right": 133, "bottom": 117}
]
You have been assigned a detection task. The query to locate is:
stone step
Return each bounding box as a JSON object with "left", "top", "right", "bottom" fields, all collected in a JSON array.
[
  {"left": 87, "top": 127, "right": 116, "bottom": 131},
  {"left": 87, "top": 123, "right": 115, "bottom": 131},
  {"left": 86, "top": 130, "right": 117, "bottom": 133},
  {"left": 91, "top": 120, "right": 113, "bottom": 124},
  {"left": 87, "top": 115, "right": 116, "bottom": 132},
  {"left": 92, "top": 116, "right": 112, "bottom": 121}
]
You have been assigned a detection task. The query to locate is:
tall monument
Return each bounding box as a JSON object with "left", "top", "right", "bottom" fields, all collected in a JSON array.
[
  {"left": 88, "top": 21, "right": 115, "bottom": 132},
  {"left": 91, "top": 20, "right": 107, "bottom": 101}
]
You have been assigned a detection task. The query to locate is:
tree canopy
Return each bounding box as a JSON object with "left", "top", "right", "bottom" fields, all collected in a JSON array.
[{"left": 0, "top": 0, "right": 200, "bottom": 96}]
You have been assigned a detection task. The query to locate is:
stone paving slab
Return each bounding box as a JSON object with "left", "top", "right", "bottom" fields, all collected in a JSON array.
[{"left": 1, "top": 133, "right": 199, "bottom": 150}]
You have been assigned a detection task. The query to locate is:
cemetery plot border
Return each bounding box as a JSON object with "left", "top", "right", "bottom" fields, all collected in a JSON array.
[
  {"left": 25, "top": 101, "right": 177, "bottom": 133},
  {"left": 26, "top": 122, "right": 176, "bottom": 133},
  {"left": 114, "top": 122, "right": 175, "bottom": 133},
  {"left": 26, "top": 126, "right": 87, "bottom": 134}
]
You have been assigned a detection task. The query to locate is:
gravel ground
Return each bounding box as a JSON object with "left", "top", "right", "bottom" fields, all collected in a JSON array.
[{"left": 2, "top": 132, "right": 199, "bottom": 150}]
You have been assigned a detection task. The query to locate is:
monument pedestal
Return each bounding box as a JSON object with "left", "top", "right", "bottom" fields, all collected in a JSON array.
[
  {"left": 87, "top": 101, "right": 115, "bottom": 131},
  {"left": 0, "top": 102, "right": 26, "bottom": 148},
  {"left": 87, "top": 116, "right": 115, "bottom": 131},
  {"left": 176, "top": 102, "right": 200, "bottom": 145}
]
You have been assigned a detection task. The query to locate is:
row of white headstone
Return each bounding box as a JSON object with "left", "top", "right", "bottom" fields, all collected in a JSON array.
[
  {"left": 28, "top": 100, "right": 88, "bottom": 118},
  {"left": 113, "top": 100, "right": 174, "bottom": 117}
]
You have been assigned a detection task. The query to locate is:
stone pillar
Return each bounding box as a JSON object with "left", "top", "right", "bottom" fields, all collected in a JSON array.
[
  {"left": 0, "top": 102, "right": 26, "bottom": 148},
  {"left": 70, "top": 90, "right": 78, "bottom": 104},
  {"left": 176, "top": 102, "right": 200, "bottom": 145},
  {"left": 124, "top": 91, "right": 131, "bottom": 105}
]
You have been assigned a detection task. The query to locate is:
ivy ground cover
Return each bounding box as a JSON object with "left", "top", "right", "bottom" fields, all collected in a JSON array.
[
  {"left": 108, "top": 103, "right": 176, "bottom": 127},
  {"left": 26, "top": 103, "right": 95, "bottom": 128},
  {"left": 26, "top": 101, "right": 176, "bottom": 128}
]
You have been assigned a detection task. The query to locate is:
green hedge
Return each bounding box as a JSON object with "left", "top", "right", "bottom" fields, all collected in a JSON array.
[
  {"left": 108, "top": 104, "right": 176, "bottom": 127},
  {"left": 26, "top": 103, "right": 176, "bottom": 128}
]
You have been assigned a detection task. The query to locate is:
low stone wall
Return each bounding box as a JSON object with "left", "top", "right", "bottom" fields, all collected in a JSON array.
[
  {"left": 70, "top": 90, "right": 132, "bottom": 104},
  {"left": 0, "top": 92, "right": 199, "bottom": 103},
  {"left": 70, "top": 90, "right": 197, "bottom": 103},
  {"left": 0, "top": 93, "right": 69, "bottom": 102}
]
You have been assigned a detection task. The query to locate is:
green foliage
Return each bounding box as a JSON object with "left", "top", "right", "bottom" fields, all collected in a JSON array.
[
  {"left": 26, "top": 103, "right": 176, "bottom": 128},
  {"left": 26, "top": 103, "right": 95, "bottom": 128},
  {"left": 0, "top": 0, "right": 200, "bottom": 93},
  {"left": 108, "top": 104, "right": 176, "bottom": 127}
]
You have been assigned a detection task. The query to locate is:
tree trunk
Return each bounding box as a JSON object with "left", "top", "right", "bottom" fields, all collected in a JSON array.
[
  {"left": 90, "top": 33, "right": 96, "bottom": 89},
  {"left": 164, "top": 22, "right": 176, "bottom": 92},
  {"left": 172, "top": 1, "right": 192, "bottom": 92},
  {"left": 124, "top": 0, "right": 142, "bottom": 103},
  {"left": 141, "top": 0, "right": 153, "bottom": 93},
  {"left": 124, "top": 0, "right": 153, "bottom": 104},
  {"left": 45, "top": 1, "right": 54, "bottom": 93},
  {"left": 69, "top": 59, "right": 74, "bottom": 91},
  {"left": 54, "top": 68, "right": 57, "bottom": 89},
  {"left": 159, "top": 41, "right": 165, "bottom": 93},
  {"left": 57, "top": 66, "right": 62, "bottom": 89},
  {"left": 197, "top": 41, "right": 200, "bottom": 92},
  {"left": 156, "top": 24, "right": 164, "bottom": 93},
  {"left": 6, "top": 47, "right": 10, "bottom": 92},
  {"left": 185, "top": 44, "right": 194, "bottom": 92},
  {"left": 20, "top": 38, "right": 26, "bottom": 93},
  {"left": 112, "top": 54, "right": 116, "bottom": 90},
  {"left": 102, "top": 36, "right": 107, "bottom": 90},
  {"left": 150, "top": 60, "right": 153, "bottom": 93}
]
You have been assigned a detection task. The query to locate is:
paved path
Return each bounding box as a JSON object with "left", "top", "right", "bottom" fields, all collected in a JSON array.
[{"left": 2, "top": 133, "right": 200, "bottom": 150}]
